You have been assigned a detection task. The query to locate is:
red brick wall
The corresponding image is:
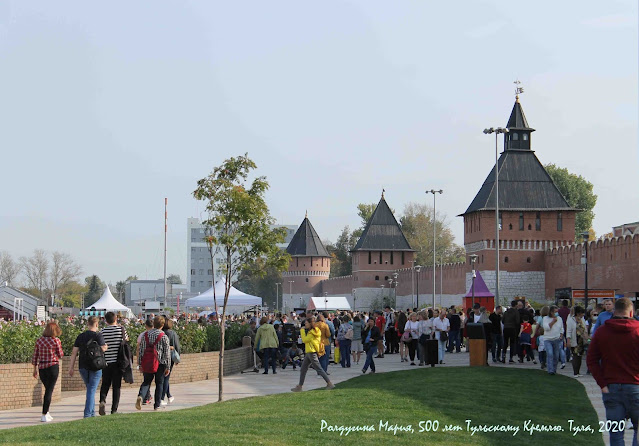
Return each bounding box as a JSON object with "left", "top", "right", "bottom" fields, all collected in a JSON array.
[
  {"left": 283, "top": 256, "right": 331, "bottom": 295},
  {"left": 395, "top": 263, "right": 467, "bottom": 296},
  {"left": 320, "top": 275, "right": 353, "bottom": 295},
  {"left": 352, "top": 251, "right": 415, "bottom": 288},
  {"left": 545, "top": 235, "right": 639, "bottom": 296},
  {"left": 0, "top": 363, "right": 62, "bottom": 411},
  {"left": 60, "top": 347, "right": 253, "bottom": 392}
]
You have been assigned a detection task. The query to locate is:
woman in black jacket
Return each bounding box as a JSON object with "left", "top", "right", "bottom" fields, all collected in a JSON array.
[{"left": 361, "top": 317, "right": 382, "bottom": 374}]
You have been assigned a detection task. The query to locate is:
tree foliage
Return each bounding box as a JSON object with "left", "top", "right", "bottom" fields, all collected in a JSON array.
[
  {"left": 545, "top": 163, "right": 597, "bottom": 237},
  {"left": 84, "top": 275, "right": 106, "bottom": 307},
  {"left": 235, "top": 259, "right": 283, "bottom": 309},
  {"left": 193, "top": 153, "right": 290, "bottom": 401},
  {"left": 324, "top": 226, "right": 357, "bottom": 277},
  {"left": 400, "top": 202, "right": 465, "bottom": 266},
  {"left": 20, "top": 250, "right": 49, "bottom": 299},
  {"left": 0, "top": 251, "right": 21, "bottom": 286}
]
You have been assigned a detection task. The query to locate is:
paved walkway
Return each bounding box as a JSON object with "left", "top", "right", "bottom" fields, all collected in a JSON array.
[{"left": 0, "top": 351, "right": 627, "bottom": 445}]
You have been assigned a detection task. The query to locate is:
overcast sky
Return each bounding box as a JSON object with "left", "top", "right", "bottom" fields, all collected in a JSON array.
[{"left": 0, "top": 1, "right": 636, "bottom": 285}]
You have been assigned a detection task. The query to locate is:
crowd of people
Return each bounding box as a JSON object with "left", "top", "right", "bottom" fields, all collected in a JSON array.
[{"left": 31, "top": 311, "right": 181, "bottom": 422}]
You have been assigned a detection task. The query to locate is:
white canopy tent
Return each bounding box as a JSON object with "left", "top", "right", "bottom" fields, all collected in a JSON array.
[
  {"left": 306, "top": 296, "right": 351, "bottom": 311},
  {"left": 84, "top": 287, "right": 134, "bottom": 318},
  {"left": 185, "top": 279, "right": 262, "bottom": 309}
]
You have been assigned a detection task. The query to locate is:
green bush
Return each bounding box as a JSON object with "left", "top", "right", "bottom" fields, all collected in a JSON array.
[{"left": 0, "top": 319, "right": 245, "bottom": 364}]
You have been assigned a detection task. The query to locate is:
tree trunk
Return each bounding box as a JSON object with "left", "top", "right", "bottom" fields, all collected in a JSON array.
[{"left": 219, "top": 321, "right": 225, "bottom": 401}]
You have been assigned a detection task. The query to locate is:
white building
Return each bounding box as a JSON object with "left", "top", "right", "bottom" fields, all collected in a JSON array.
[{"left": 186, "top": 217, "right": 296, "bottom": 293}]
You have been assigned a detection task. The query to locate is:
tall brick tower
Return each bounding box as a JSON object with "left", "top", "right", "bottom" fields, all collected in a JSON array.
[
  {"left": 282, "top": 213, "right": 330, "bottom": 309},
  {"left": 351, "top": 193, "right": 415, "bottom": 288},
  {"left": 460, "top": 96, "right": 577, "bottom": 303}
]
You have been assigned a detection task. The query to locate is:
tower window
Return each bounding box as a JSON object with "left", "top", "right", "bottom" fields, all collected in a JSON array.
[
  {"left": 528, "top": 224, "right": 532, "bottom": 230},
  {"left": 523, "top": 134, "right": 528, "bottom": 141},
  {"left": 385, "top": 276, "right": 389, "bottom": 281},
  {"left": 498, "top": 212, "right": 503, "bottom": 231},
  {"left": 527, "top": 257, "right": 531, "bottom": 263},
  {"left": 557, "top": 212, "right": 563, "bottom": 231},
  {"left": 512, "top": 133, "right": 519, "bottom": 141},
  {"left": 305, "top": 278, "right": 309, "bottom": 282},
  {"left": 368, "top": 252, "right": 371, "bottom": 264},
  {"left": 504, "top": 256, "right": 509, "bottom": 263},
  {"left": 509, "top": 224, "right": 513, "bottom": 230},
  {"left": 536, "top": 212, "right": 541, "bottom": 231},
  {"left": 401, "top": 252, "right": 405, "bottom": 265},
  {"left": 379, "top": 252, "right": 382, "bottom": 264},
  {"left": 519, "top": 213, "right": 524, "bottom": 231},
  {"left": 375, "top": 275, "right": 379, "bottom": 281},
  {"left": 390, "top": 252, "right": 394, "bottom": 265},
  {"left": 296, "top": 258, "right": 299, "bottom": 267}
]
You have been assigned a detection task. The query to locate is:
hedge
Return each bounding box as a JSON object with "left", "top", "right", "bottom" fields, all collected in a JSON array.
[{"left": 0, "top": 319, "right": 247, "bottom": 364}]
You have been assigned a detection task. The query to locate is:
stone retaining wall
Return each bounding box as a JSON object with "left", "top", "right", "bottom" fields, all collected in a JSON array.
[
  {"left": 1, "top": 347, "right": 253, "bottom": 409},
  {"left": 0, "top": 363, "right": 62, "bottom": 411}
]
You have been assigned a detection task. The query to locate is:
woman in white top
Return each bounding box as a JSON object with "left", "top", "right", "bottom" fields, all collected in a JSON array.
[
  {"left": 404, "top": 313, "right": 420, "bottom": 365},
  {"left": 417, "top": 311, "right": 433, "bottom": 366}
]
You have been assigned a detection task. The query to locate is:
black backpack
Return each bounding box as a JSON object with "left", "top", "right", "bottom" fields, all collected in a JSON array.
[{"left": 81, "top": 339, "right": 107, "bottom": 371}]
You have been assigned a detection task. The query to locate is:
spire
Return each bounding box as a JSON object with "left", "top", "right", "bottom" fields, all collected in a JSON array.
[
  {"left": 286, "top": 215, "right": 329, "bottom": 257},
  {"left": 352, "top": 196, "right": 414, "bottom": 251},
  {"left": 305, "top": 209, "right": 308, "bottom": 219},
  {"left": 381, "top": 188, "right": 385, "bottom": 199}
]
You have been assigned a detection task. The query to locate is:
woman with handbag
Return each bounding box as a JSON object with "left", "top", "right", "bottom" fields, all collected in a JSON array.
[
  {"left": 361, "top": 317, "right": 382, "bottom": 374},
  {"left": 403, "top": 312, "right": 420, "bottom": 365},
  {"left": 161, "top": 319, "right": 181, "bottom": 405},
  {"left": 417, "top": 311, "right": 433, "bottom": 366}
]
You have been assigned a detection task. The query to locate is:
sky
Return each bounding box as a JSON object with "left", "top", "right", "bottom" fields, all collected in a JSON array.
[{"left": 0, "top": 1, "right": 636, "bottom": 285}]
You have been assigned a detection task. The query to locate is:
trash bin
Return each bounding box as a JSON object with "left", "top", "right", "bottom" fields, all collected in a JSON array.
[{"left": 467, "top": 323, "right": 487, "bottom": 367}]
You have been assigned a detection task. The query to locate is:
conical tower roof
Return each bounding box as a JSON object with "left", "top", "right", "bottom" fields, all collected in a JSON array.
[
  {"left": 352, "top": 196, "right": 413, "bottom": 251},
  {"left": 286, "top": 215, "right": 329, "bottom": 257},
  {"left": 506, "top": 97, "right": 534, "bottom": 130}
]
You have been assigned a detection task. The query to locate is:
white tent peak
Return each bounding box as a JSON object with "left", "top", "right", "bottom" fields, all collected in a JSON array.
[
  {"left": 86, "top": 286, "right": 132, "bottom": 315},
  {"left": 185, "top": 278, "right": 261, "bottom": 308}
]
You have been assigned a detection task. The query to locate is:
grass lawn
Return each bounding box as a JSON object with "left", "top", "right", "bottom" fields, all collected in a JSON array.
[{"left": 1, "top": 368, "right": 604, "bottom": 445}]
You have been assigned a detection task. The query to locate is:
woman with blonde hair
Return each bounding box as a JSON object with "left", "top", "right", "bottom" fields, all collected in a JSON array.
[{"left": 32, "top": 321, "right": 64, "bottom": 422}]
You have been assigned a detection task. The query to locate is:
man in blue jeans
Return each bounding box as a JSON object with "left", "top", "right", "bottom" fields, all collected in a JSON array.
[
  {"left": 68, "top": 316, "right": 107, "bottom": 418},
  {"left": 587, "top": 298, "right": 639, "bottom": 446},
  {"left": 542, "top": 305, "right": 564, "bottom": 375},
  {"left": 446, "top": 307, "right": 462, "bottom": 353}
]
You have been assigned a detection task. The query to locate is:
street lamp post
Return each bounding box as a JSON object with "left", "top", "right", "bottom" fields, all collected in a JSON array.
[
  {"left": 392, "top": 272, "right": 398, "bottom": 308},
  {"left": 288, "top": 281, "right": 294, "bottom": 310},
  {"left": 427, "top": 189, "right": 443, "bottom": 310},
  {"left": 410, "top": 260, "right": 416, "bottom": 308},
  {"left": 324, "top": 292, "right": 328, "bottom": 312},
  {"left": 483, "top": 127, "right": 509, "bottom": 305},
  {"left": 352, "top": 288, "right": 356, "bottom": 312},
  {"left": 581, "top": 232, "right": 590, "bottom": 309},
  {"left": 470, "top": 254, "right": 478, "bottom": 308},
  {"left": 275, "top": 282, "right": 281, "bottom": 313},
  {"left": 415, "top": 265, "right": 422, "bottom": 309}
]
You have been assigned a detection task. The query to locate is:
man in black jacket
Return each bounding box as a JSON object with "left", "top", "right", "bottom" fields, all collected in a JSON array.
[
  {"left": 489, "top": 306, "right": 504, "bottom": 363},
  {"left": 502, "top": 301, "right": 521, "bottom": 363},
  {"left": 447, "top": 307, "right": 462, "bottom": 353}
]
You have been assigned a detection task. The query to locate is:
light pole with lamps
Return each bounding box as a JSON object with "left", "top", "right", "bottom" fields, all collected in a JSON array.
[
  {"left": 427, "top": 189, "right": 443, "bottom": 310},
  {"left": 275, "top": 282, "right": 281, "bottom": 313},
  {"left": 415, "top": 265, "right": 422, "bottom": 309},
  {"left": 324, "top": 292, "right": 328, "bottom": 312},
  {"left": 392, "top": 272, "right": 398, "bottom": 308},
  {"left": 410, "top": 260, "right": 416, "bottom": 307},
  {"left": 352, "top": 288, "right": 356, "bottom": 311},
  {"left": 483, "top": 126, "right": 509, "bottom": 305},
  {"left": 470, "top": 254, "right": 478, "bottom": 308},
  {"left": 581, "top": 232, "right": 590, "bottom": 309}
]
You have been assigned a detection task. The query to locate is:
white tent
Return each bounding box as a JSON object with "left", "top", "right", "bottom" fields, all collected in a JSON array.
[
  {"left": 185, "top": 279, "right": 262, "bottom": 308},
  {"left": 85, "top": 287, "right": 134, "bottom": 318},
  {"left": 307, "top": 296, "right": 351, "bottom": 311}
]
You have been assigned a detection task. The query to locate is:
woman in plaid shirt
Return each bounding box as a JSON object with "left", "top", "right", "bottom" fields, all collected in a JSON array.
[{"left": 31, "top": 321, "right": 64, "bottom": 423}]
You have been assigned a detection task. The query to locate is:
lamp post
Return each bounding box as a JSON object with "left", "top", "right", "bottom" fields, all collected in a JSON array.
[
  {"left": 392, "top": 272, "right": 398, "bottom": 308},
  {"left": 275, "top": 282, "right": 281, "bottom": 313},
  {"left": 427, "top": 189, "right": 443, "bottom": 310},
  {"left": 440, "top": 254, "right": 444, "bottom": 308},
  {"left": 288, "top": 281, "right": 294, "bottom": 310},
  {"left": 415, "top": 265, "right": 422, "bottom": 309},
  {"left": 483, "top": 127, "right": 509, "bottom": 305},
  {"left": 470, "top": 254, "right": 478, "bottom": 308},
  {"left": 324, "top": 292, "right": 328, "bottom": 312},
  {"left": 352, "top": 288, "right": 356, "bottom": 312},
  {"left": 581, "top": 232, "right": 590, "bottom": 309}
]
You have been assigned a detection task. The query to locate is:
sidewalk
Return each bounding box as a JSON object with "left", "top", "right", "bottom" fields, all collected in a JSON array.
[{"left": 0, "top": 351, "right": 620, "bottom": 444}]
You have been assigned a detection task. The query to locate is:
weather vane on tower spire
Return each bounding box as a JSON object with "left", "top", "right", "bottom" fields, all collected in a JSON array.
[{"left": 514, "top": 79, "right": 524, "bottom": 101}]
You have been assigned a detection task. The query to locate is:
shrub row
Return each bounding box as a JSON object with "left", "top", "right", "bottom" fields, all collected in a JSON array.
[{"left": 0, "top": 319, "right": 246, "bottom": 364}]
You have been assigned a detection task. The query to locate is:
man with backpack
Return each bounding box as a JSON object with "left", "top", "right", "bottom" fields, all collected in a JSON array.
[
  {"left": 136, "top": 316, "right": 171, "bottom": 411},
  {"left": 67, "top": 316, "right": 108, "bottom": 418},
  {"left": 99, "top": 312, "right": 129, "bottom": 416}
]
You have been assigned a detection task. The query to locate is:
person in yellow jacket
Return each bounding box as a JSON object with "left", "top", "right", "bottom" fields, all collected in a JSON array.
[
  {"left": 255, "top": 317, "right": 279, "bottom": 375},
  {"left": 291, "top": 317, "right": 334, "bottom": 392}
]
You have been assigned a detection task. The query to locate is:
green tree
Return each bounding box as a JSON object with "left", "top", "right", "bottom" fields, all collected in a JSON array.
[
  {"left": 84, "top": 275, "right": 106, "bottom": 307},
  {"left": 167, "top": 274, "right": 182, "bottom": 284},
  {"left": 193, "top": 153, "right": 290, "bottom": 401},
  {"left": 324, "top": 226, "right": 356, "bottom": 277},
  {"left": 58, "top": 281, "right": 87, "bottom": 308},
  {"left": 400, "top": 202, "right": 465, "bottom": 266},
  {"left": 545, "top": 163, "right": 597, "bottom": 237},
  {"left": 235, "top": 259, "right": 283, "bottom": 309}
]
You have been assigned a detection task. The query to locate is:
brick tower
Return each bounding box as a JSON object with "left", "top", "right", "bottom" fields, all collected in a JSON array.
[
  {"left": 460, "top": 96, "right": 577, "bottom": 303},
  {"left": 282, "top": 213, "right": 330, "bottom": 309},
  {"left": 351, "top": 193, "right": 415, "bottom": 288}
]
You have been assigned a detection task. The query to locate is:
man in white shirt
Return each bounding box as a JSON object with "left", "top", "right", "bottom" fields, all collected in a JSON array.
[
  {"left": 472, "top": 304, "right": 481, "bottom": 323},
  {"left": 433, "top": 309, "right": 451, "bottom": 364},
  {"left": 542, "top": 305, "right": 565, "bottom": 376}
]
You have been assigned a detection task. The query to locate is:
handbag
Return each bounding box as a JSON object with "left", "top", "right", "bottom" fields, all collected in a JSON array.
[
  {"left": 171, "top": 349, "right": 181, "bottom": 364},
  {"left": 401, "top": 331, "right": 411, "bottom": 342},
  {"left": 440, "top": 331, "right": 448, "bottom": 342}
]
